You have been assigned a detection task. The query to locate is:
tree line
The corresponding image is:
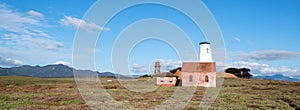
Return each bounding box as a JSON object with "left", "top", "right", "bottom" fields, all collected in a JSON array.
[{"left": 225, "top": 67, "right": 253, "bottom": 78}]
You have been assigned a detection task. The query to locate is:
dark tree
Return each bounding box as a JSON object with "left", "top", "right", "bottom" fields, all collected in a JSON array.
[
  {"left": 225, "top": 68, "right": 242, "bottom": 77},
  {"left": 240, "top": 68, "right": 253, "bottom": 78},
  {"left": 225, "top": 67, "right": 252, "bottom": 79},
  {"left": 139, "top": 74, "right": 150, "bottom": 78}
]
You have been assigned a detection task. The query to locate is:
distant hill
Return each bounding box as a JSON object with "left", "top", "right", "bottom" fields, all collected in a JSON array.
[
  {"left": 0, "top": 64, "right": 73, "bottom": 77},
  {"left": 253, "top": 74, "right": 300, "bottom": 82},
  {"left": 98, "top": 72, "right": 115, "bottom": 77},
  {"left": 0, "top": 64, "right": 136, "bottom": 78}
]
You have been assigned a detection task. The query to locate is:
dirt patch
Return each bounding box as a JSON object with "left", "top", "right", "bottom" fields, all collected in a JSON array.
[
  {"left": 16, "top": 106, "right": 51, "bottom": 110},
  {"left": 59, "top": 104, "right": 91, "bottom": 110}
]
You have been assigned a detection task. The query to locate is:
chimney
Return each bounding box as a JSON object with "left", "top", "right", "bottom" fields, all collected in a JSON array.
[
  {"left": 199, "top": 42, "right": 213, "bottom": 62},
  {"left": 154, "top": 61, "right": 160, "bottom": 74}
]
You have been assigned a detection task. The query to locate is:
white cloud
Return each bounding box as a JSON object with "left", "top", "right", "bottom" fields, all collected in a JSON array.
[
  {"left": 0, "top": 4, "right": 67, "bottom": 66},
  {"left": 260, "top": 66, "right": 298, "bottom": 74},
  {"left": 234, "top": 37, "right": 241, "bottom": 42},
  {"left": 157, "top": 59, "right": 182, "bottom": 71},
  {"left": 235, "top": 50, "right": 300, "bottom": 61},
  {"left": 28, "top": 10, "right": 43, "bottom": 18},
  {"left": 228, "top": 61, "right": 300, "bottom": 77},
  {"left": 130, "top": 59, "right": 182, "bottom": 73},
  {"left": 0, "top": 46, "right": 70, "bottom": 66},
  {"left": 0, "top": 6, "right": 40, "bottom": 34},
  {"left": 2, "top": 33, "right": 64, "bottom": 50},
  {"left": 216, "top": 61, "right": 228, "bottom": 72},
  {"left": 231, "top": 61, "right": 269, "bottom": 68},
  {"left": 60, "top": 16, "right": 109, "bottom": 32},
  {"left": 0, "top": 4, "right": 63, "bottom": 50},
  {"left": 55, "top": 61, "right": 70, "bottom": 66},
  {"left": 0, "top": 56, "right": 23, "bottom": 67},
  {"left": 130, "top": 63, "right": 148, "bottom": 73}
]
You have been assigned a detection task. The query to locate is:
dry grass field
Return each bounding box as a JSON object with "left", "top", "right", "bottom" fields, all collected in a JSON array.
[{"left": 0, "top": 76, "right": 299, "bottom": 109}]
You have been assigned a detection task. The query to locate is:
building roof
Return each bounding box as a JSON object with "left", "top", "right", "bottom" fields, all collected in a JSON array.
[
  {"left": 216, "top": 72, "right": 238, "bottom": 79},
  {"left": 182, "top": 62, "right": 216, "bottom": 72},
  {"left": 200, "top": 42, "right": 210, "bottom": 45},
  {"left": 153, "top": 72, "right": 178, "bottom": 77}
]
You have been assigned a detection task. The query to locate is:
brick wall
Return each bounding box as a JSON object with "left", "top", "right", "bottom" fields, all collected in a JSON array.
[{"left": 181, "top": 62, "right": 216, "bottom": 87}]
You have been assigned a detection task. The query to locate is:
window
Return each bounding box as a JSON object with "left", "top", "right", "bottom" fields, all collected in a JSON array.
[
  {"left": 160, "top": 78, "right": 164, "bottom": 83},
  {"left": 189, "top": 75, "right": 193, "bottom": 82},
  {"left": 205, "top": 75, "right": 209, "bottom": 82},
  {"left": 169, "top": 78, "right": 173, "bottom": 83}
]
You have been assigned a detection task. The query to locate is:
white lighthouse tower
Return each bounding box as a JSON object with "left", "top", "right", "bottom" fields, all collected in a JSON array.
[{"left": 199, "top": 42, "right": 213, "bottom": 62}]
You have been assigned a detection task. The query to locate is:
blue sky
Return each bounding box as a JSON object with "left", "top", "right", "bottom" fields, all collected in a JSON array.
[{"left": 0, "top": 0, "right": 299, "bottom": 78}]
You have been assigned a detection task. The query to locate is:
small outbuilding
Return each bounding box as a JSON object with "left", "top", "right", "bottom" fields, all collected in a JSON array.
[{"left": 153, "top": 72, "right": 178, "bottom": 86}]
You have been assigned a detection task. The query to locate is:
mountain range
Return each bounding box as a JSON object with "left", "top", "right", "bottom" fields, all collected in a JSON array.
[
  {"left": 0, "top": 64, "right": 138, "bottom": 78},
  {"left": 253, "top": 74, "right": 300, "bottom": 82}
]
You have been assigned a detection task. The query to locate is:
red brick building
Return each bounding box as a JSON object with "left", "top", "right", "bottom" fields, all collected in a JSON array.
[
  {"left": 180, "top": 42, "right": 217, "bottom": 87},
  {"left": 181, "top": 62, "right": 216, "bottom": 87}
]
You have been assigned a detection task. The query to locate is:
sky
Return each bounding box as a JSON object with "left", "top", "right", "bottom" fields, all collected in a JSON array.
[{"left": 0, "top": 0, "right": 299, "bottom": 78}]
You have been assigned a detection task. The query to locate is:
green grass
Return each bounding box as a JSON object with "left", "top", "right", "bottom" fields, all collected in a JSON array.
[
  {"left": 208, "top": 79, "right": 300, "bottom": 110},
  {"left": 0, "top": 76, "right": 299, "bottom": 109}
]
